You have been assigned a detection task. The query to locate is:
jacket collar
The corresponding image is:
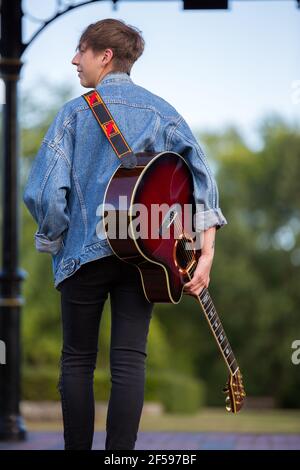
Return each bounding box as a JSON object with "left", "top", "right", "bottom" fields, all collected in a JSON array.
[{"left": 97, "top": 71, "right": 132, "bottom": 86}]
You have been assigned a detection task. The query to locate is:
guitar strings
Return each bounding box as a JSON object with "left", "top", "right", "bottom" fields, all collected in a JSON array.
[
  {"left": 172, "top": 213, "right": 239, "bottom": 376},
  {"left": 172, "top": 212, "right": 203, "bottom": 290}
]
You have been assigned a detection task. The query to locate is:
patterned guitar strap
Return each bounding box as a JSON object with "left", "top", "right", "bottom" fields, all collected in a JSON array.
[{"left": 82, "top": 89, "right": 137, "bottom": 169}]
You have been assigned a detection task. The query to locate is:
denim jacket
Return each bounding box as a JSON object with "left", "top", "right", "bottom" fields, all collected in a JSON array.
[{"left": 23, "top": 71, "right": 227, "bottom": 290}]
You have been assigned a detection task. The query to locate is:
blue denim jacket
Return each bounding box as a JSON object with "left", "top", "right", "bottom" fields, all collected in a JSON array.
[{"left": 23, "top": 71, "right": 227, "bottom": 290}]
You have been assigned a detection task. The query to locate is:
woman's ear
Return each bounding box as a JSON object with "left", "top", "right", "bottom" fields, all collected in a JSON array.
[{"left": 103, "top": 48, "right": 114, "bottom": 65}]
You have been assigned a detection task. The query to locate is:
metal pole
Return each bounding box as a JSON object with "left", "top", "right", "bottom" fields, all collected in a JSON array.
[{"left": 0, "top": 0, "right": 27, "bottom": 441}]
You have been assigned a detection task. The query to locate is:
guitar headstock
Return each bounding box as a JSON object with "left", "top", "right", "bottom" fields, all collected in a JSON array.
[{"left": 223, "top": 369, "right": 246, "bottom": 413}]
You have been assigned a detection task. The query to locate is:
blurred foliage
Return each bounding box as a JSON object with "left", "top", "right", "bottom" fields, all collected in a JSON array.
[
  {"left": 22, "top": 366, "right": 205, "bottom": 413},
  {"left": 17, "top": 84, "right": 300, "bottom": 410}
]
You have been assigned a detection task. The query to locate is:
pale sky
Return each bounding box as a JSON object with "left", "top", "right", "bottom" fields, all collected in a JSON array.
[{"left": 1, "top": 0, "right": 300, "bottom": 148}]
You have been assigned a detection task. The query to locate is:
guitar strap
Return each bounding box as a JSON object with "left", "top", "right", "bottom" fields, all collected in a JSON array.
[{"left": 82, "top": 89, "right": 137, "bottom": 169}]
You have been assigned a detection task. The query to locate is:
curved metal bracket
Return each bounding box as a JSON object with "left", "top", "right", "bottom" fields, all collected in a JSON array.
[{"left": 21, "top": 0, "right": 118, "bottom": 55}]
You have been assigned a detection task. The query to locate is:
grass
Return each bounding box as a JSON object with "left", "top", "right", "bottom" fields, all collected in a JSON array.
[
  {"left": 25, "top": 407, "right": 300, "bottom": 433},
  {"left": 139, "top": 408, "right": 300, "bottom": 433}
]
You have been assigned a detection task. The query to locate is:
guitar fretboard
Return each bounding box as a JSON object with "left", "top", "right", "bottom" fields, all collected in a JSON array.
[
  {"left": 185, "top": 257, "right": 239, "bottom": 375},
  {"left": 197, "top": 287, "right": 238, "bottom": 375}
]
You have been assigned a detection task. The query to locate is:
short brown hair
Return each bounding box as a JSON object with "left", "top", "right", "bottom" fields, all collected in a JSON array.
[{"left": 78, "top": 18, "right": 145, "bottom": 74}]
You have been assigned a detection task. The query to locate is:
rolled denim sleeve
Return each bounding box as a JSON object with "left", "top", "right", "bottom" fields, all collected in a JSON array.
[
  {"left": 168, "top": 117, "right": 227, "bottom": 231},
  {"left": 23, "top": 140, "right": 71, "bottom": 255}
]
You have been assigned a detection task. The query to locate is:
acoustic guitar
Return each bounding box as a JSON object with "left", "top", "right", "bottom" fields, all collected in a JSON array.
[{"left": 103, "top": 151, "right": 246, "bottom": 413}]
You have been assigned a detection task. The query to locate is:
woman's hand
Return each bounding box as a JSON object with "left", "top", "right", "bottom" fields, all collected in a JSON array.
[{"left": 183, "top": 253, "right": 214, "bottom": 297}]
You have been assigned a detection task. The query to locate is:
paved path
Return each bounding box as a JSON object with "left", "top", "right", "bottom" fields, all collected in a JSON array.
[{"left": 0, "top": 432, "right": 300, "bottom": 450}]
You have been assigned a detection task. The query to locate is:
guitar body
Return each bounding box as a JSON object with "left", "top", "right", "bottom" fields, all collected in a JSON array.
[{"left": 103, "top": 151, "right": 200, "bottom": 303}]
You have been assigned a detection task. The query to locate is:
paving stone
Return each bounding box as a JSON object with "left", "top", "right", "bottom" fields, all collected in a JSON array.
[{"left": 0, "top": 432, "right": 299, "bottom": 450}]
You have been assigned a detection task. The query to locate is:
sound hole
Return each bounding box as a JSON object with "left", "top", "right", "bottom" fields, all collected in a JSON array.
[{"left": 175, "top": 236, "right": 195, "bottom": 271}]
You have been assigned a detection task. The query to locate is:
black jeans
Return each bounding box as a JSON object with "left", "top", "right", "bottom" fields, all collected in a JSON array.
[{"left": 57, "top": 254, "right": 154, "bottom": 450}]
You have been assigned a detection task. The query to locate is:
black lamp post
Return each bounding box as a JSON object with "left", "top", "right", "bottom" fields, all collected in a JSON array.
[{"left": 0, "top": 0, "right": 27, "bottom": 441}]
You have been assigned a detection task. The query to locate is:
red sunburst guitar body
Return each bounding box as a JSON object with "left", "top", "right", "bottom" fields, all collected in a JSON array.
[{"left": 104, "top": 151, "right": 198, "bottom": 303}]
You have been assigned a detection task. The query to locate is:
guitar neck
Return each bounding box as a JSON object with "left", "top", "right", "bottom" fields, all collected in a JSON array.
[{"left": 194, "top": 286, "right": 239, "bottom": 376}]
